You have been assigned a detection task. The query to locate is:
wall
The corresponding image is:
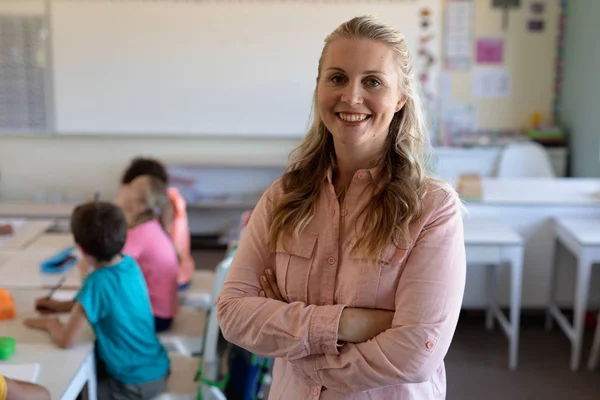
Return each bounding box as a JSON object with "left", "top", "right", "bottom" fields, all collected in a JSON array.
[
  {"left": 0, "top": 135, "right": 298, "bottom": 201},
  {"left": 0, "top": 0, "right": 576, "bottom": 200},
  {"left": 442, "top": 0, "right": 559, "bottom": 136},
  {"left": 560, "top": 1, "right": 600, "bottom": 177}
]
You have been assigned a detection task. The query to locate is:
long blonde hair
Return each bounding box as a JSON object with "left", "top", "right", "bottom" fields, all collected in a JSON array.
[
  {"left": 267, "top": 15, "right": 433, "bottom": 259},
  {"left": 133, "top": 175, "right": 170, "bottom": 229}
]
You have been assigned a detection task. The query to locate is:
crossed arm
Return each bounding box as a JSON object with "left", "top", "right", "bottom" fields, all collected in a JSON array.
[{"left": 216, "top": 186, "right": 466, "bottom": 392}]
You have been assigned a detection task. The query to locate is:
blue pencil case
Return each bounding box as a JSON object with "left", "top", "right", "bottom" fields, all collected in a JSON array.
[{"left": 40, "top": 246, "right": 78, "bottom": 274}]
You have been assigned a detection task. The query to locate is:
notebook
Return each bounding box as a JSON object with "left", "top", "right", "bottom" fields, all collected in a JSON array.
[
  {"left": 51, "top": 290, "right": 78, "bottom": 302},
  {"left": 0, "top": 363, "right": 41, "bottom": 382}
]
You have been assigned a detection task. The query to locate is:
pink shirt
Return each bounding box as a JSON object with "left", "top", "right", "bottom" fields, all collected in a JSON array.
[
  {"left": 217, "top": 166, "right": 466, "bottom": 399},
  {"left": 123, "top": 220, "right": 179, "bottom": 319}
]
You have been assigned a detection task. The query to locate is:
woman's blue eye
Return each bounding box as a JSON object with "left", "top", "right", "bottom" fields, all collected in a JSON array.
[{"left": 366, "top": 78, "right": 381, "bottom": 87}]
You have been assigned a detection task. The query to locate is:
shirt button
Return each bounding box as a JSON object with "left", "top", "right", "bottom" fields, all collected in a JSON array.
[
  {"left": 327, "top": 256, "right": 336, "bottom": 265},
  {"left": 426, "top": 341, "right": 435, "bottom": 350},
  {"left": 312, "top": 387, "right": 320, "bottom": 396},
  {"left": 321, "top": 344, "right": 329, "bottom": 352},
  {"left": 357, "top": 171, "right": 366, "bottom": 180},
  {"left": 340, "top": 209, "right": 348, "bottom": 217}
]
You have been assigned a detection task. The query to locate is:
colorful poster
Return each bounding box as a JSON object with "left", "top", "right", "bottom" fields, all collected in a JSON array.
[{"left": 476, "top": 38, "right": 504, "bottom": 64}]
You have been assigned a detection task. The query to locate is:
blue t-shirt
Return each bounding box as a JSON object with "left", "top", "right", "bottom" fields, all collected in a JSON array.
[{"left": 75, "top": 255, "right": 170, "bottom": 384}]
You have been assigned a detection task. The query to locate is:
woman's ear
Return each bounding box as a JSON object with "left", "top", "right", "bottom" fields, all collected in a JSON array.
[{"left": 395, "top": 96, "right": 408, "bottom": 112}]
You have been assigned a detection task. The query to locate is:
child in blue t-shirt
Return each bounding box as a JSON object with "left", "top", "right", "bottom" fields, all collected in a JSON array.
[{"left": 24, "top": 201, "right": 170, "bottom": 400}]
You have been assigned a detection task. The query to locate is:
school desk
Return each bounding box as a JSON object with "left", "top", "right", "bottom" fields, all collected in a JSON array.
[{"left": 0, "top": 288, "right": 96, "bottom": 400}]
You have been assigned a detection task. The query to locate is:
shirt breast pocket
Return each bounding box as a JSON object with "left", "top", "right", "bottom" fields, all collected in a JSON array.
[
  {"left": 348, "top": 244, "right": 409, "bottom": 310},
  {"left": 275, "top": 231, "right": 318, "bottom": 304}
]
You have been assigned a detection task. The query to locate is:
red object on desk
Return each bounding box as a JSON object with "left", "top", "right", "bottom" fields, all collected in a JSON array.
[{"left": 0, "top": 224, "right": 13, "bottom": 235}]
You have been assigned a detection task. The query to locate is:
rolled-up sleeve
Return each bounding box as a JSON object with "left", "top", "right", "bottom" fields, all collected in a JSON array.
[
  {"left": 292, "top": 190, "right": 466, "bottom": 391},
  {"left": 216, "top": 182, "right": 346, "bottom": 361}
]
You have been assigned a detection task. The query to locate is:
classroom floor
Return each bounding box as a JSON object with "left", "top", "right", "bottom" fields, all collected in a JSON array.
[{"left": 191, "top": 249, "right": 599, "bottom": 400}]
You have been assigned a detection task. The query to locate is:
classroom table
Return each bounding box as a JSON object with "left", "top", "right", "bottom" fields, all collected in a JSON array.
[
  {"left": 463, "top": 178, "right": 600, "bottom": 308},
  {"left": 0, "top": 289, "right": 96, "bottom": 400},
  {"left": 0, "top": 203, "right": 75, "bottom": 219},
  {"left": 0, "top": 247, "right": 83, "bottom": 290},
  {"left": 0, "top": 219, "right": 55, "bottom": 250},
  {"left": 27, "top": 232, "right": 74, "bottom": 249}
]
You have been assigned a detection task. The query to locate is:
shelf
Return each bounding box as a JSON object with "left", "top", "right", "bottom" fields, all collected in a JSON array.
[
  {"left": 166, "top": 157, "right": 288, "bottom": 168},
  {"left": 187, "top": 200, "right": 258, "bottom": 209}
]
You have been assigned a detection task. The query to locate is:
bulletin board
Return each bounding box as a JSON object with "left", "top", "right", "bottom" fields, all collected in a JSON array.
[{"left": 439, "top": 0, "right": 562, "bottom": 146}]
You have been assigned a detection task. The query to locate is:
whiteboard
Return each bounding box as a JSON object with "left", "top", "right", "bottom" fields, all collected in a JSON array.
[{"left": 51, "top": 0, "right": 441, "bottom": 137}]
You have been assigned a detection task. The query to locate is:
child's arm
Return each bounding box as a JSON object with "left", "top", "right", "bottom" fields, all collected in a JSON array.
[
  {"left": 35, "top": 298, "right": 74, "bottom": 314},
  {"left": 23, "top": 303, "right": 88, "bottom": 349},
  {"left": 2, "top": 376, "right": 50, "bottom": 400}
]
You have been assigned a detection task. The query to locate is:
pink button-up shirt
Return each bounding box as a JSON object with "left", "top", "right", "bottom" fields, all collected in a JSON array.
[{"left": 217, "top": 166, "right": 466, "bottom": 399}]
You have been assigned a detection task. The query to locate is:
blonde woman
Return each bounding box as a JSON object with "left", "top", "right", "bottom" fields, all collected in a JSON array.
[{"left": 217, "top": 16, "right": 466, "bottom": 399}]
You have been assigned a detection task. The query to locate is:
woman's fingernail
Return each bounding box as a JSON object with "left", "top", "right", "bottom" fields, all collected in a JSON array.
[
  {"left": 266, "top": 269, "right": 273, "bottom": 276},
  {"left": 261, "top": 275, "right": 267, "bottom": 282}
]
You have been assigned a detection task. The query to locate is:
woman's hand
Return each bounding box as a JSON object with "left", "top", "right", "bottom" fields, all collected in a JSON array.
[
  {"left": 338, "top": 308, "right": 394, "bottom": 343},
  {"left": 258, "top": 268, "right": 393, "bottom": 343},
  {"left": 258, "top": 268, "right": 286, "bottom": 302}
]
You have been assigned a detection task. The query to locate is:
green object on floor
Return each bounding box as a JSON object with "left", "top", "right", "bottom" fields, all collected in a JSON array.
[
  {"left": 195, "top": 366, "right": 229, "bottom": 400},
  {"left": 0, "top": 336, "right": 16, "bottom": 360}
]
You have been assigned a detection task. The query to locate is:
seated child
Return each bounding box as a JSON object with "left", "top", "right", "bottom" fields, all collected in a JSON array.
[
  {"left": 0, "top": 374, "right": 50, "bottom": 400},
  {"left": 120, "top": 157, "right": 195, "bottom": 290},
  {"left": 24, "top": 201, "right": 170, "bottom": 400},
  {"left": 116, "top": 174, "right": 179, "bottom": 332}
]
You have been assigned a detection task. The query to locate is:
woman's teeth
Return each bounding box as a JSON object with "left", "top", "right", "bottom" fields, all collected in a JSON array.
[{"left": 338, "top": 113, "right": 369, "bottom": 122}]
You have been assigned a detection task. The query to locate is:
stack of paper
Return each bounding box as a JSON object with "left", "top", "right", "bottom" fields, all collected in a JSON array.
[{"left": 0, "top": 363, "right": 40, "bottom": 382}]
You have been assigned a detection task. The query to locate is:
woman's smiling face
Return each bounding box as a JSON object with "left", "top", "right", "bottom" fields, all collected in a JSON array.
[{"left": 317, "top": 38, "right": 404, "bottom": 149}]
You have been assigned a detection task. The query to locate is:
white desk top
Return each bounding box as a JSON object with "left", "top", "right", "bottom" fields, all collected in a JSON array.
[
  {"left": 478, "top": 178, "right": 600, "bottom": 207},
  {"left": 0, "top": 220, "right": 54, "bottom": 250},
  {"left": 463, "top": 218, "right": 522, "bottom": 245},
  {"left": 27, "top": 233, "right": 74, "bottom": 249},
  {"left": 0, "top": 343, "right": 94, "bottom": 400},
  {"left": 556, "top": 217, "right": 600, "bottom": 246},
  {"left": 0, "top": 248, "right": 82, "bottom": 290},
  {"left": 0, "top": 203, "right": 75, "bottom": 219},
  {"left": 0, "top": 289, "right": 94, "bottom": 400}
]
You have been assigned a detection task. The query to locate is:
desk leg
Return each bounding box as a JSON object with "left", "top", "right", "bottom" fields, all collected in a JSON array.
[
  {"left": 504, "top": 245, "right": 523, "bottom": 370},
  {"left": 486, "top": 264, "right": 497, "bottom": 331},
  {"left": 571, "top": 252, "right": 593, "bottom": 371},
  {"left": 85, "top": 352, "right": 97, "bottom": 400},
  {"left": 546, "top": 238, "right": 560, "bottom": 331}
]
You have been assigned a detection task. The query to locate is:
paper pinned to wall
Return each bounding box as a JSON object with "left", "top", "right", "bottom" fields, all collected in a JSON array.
[
  {"left": 445, "top": 0, "right": 473, "bottom": 70},
  {"left": 442, "top": 102, "right": 478, "bottom": 132},
  {"left": 476, "top": 38, "right": 504, "bottom": 64},
  {"left": 472, "top": 69, "right": 510, "bottom": 98}
]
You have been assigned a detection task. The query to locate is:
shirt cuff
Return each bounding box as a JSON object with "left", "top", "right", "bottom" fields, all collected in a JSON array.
[{"left": 308, "top": 304, "right": 346, "bottom": 356}]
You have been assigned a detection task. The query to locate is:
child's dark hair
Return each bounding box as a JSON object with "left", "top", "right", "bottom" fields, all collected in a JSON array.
[
  {"left": 70, "top": 201, "right": 128, "bottom": 262},
  {"left": 121, "top": 157, "right": 168, "bottom": 185}
]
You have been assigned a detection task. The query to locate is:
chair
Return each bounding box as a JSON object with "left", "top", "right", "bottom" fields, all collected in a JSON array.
[
  {"left": 495, "top": 141, "right": 555, "bottom": 178},
  {"left": 160, "top": 256, "right": 233, "bottom": 358},
  {"left": 546, "top": 217, "right": 600, "bottom": 370},
  {"left": 156, "top": 255, "right": 233, "bottom": 400}
]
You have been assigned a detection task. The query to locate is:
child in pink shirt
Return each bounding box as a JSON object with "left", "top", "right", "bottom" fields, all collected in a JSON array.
[
  {"left": 116, "top": 175, "right": 179, "bottom": 332},
  {"left": 120, "top": 157, "right": 195, "bottom": 289}
]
